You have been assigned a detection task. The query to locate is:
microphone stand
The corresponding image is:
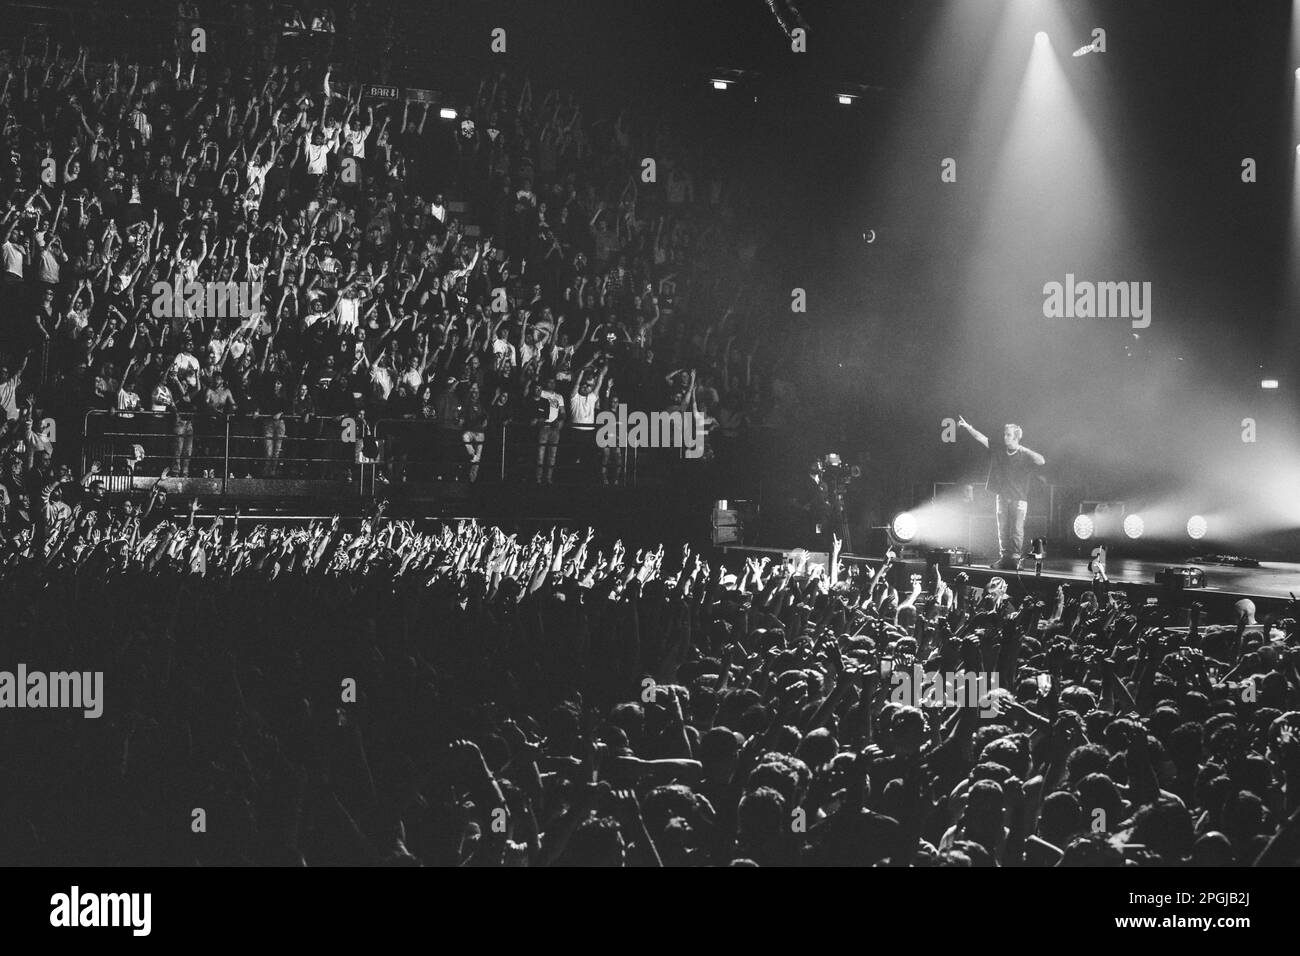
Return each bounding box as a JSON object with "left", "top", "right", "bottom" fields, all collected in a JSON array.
[{"left": 1031, "top": 538, "right": 1045, "bottom": 599}]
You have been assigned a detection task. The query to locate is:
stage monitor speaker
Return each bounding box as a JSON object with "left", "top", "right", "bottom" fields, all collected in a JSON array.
[
  {"left": 1156, "top": 566, "right": 1206, "bottom": 590},
  {"left": 712, "top": 500, "right": 744, "bottom": 546},
  {"left": 927, "top": 548, "right": 971, "bottom": 568}
]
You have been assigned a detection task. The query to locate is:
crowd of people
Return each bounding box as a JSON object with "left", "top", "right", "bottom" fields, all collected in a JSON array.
[
  {"left": 4, "top": 3, "right": 1296, "bottom": 871},
  {"left": 0, "top": 22, "right": 775, "bottom": 492},
  {"left": 1, "top": 501, "right": 1299, "bottom": 866}
]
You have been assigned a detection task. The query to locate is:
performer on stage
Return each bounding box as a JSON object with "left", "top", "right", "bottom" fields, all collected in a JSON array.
[
  {"left": 792, "top": 454, "right": 855, "bottom": 554},
  {"left": 794, "top": 458, "right": 832, "bottom": 552},
  {"left": 957, "top": 417, "right": 1046, "bottom": 570}
]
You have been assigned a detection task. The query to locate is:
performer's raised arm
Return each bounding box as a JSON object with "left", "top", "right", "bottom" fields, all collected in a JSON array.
[{"left": 957, "top": 415, "right": 989, "bottom": 448}]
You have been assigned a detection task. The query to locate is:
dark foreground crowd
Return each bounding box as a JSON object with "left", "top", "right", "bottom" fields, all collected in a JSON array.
[{"left": 2, "top": 505, "right": 1299, "bottom": 866}]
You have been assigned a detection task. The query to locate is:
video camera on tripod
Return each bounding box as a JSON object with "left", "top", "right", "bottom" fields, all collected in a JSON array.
[{"left": 815, "top": 452, "right": 861, "bottom": 488}]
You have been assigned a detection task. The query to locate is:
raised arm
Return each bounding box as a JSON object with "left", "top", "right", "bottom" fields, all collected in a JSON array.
[{"left": 957, "top": 415, "right": 989, "bottom": 449}]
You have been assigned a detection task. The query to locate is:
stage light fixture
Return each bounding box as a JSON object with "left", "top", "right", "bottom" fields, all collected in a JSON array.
[
  {"left": 1072, "top": 514, "right": 1094, "bottom": 540},
  {"left": 837, "top": 93, "right": 855, "bottom": 105},
  {"left": 438, "top": 107, "right": 458, "bottom": 120},
  {"left": 891, "top": 512, "right": 918, "bottom": 543},
  {"left": 712, "top": 79, "right": 731, "bottom": 91},
  {"left": 1187, "top": 515, "right": 1208, "bottom": 540},
  {"left": 1035, "top": 31, "right": 1049, "bottom": 44},
  {"left": 1261, "top": 378, "right": 1279, "bottom": 389},
  {"left": 1122, "top": 514, "right": 1144, "bottom": 539}
]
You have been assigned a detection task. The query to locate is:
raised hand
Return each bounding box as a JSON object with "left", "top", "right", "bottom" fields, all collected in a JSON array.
[{"left": 448, "top": 738, "right": 493, "bottom": 781}]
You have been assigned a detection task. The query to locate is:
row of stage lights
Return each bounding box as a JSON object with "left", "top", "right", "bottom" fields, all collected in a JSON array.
[
  {"left": 1072, "top": 513, "right": 1208, "bottom": 541},
  {"left": 887, "top": 510, "right": 1209, "bottom": 545}
]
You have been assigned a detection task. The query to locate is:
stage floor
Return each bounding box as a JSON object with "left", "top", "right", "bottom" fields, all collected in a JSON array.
[
  {"left": 718, "top": 545, "right": 1300, "bottom": 603},
  {"left": 963, "top": 557, "right": 1300, "bottom": 602}
]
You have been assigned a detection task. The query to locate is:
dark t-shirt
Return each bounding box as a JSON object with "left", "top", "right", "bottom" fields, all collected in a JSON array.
[{"left": 987, "top": 448, "right": 1035, "bottom": 501}]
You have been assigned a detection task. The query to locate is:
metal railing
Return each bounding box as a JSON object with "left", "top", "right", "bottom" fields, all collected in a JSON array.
[
  {"left": 371, "top": 419, "right": 636, "bottom": 489},
  {"left": 78, "top": 411, "right": 731, "bottom": 497},
  {"left": 81, "top": 410, "right": 359, "bottom": 492}
]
